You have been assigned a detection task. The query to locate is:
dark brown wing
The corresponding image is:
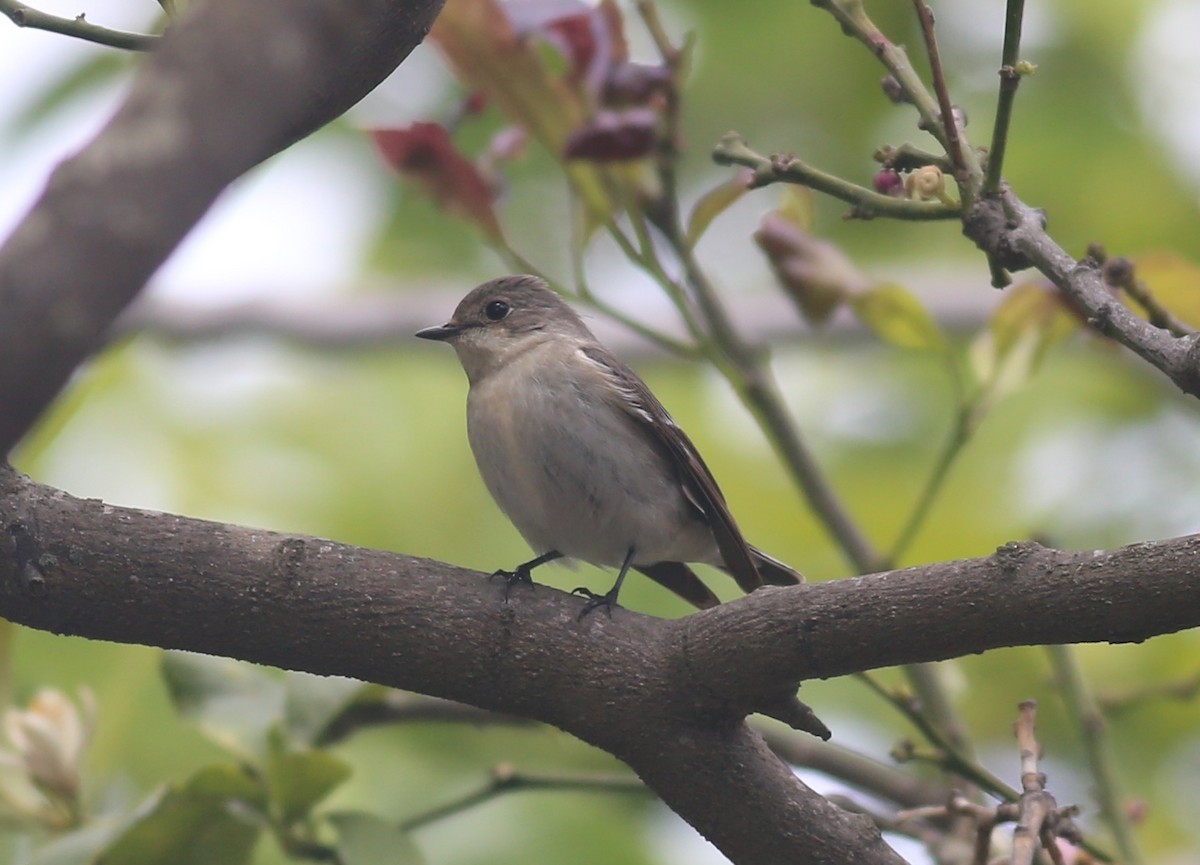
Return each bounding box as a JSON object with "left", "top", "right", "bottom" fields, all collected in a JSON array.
[
  {"left": 636, "top": 563, "right": 721, "bottom": 609},
  {"left": 578, "top": 345, "right": 762, "bottom": 592}
]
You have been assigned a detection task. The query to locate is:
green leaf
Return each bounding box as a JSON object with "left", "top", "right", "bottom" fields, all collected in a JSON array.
[
  {"left": 4, "top": 54, "right": 131, "bottom": 140},
  {"left": 969, "top": 281, "right": 1078, "bottom": 399},
  {"left": 161, "top": 652, "right": 284, "bottom": 761},
  {"left": 283, "top": 672, "right": 370, "bottom": 746},
  {"left": 685, "top": 171, "right": 750, "bottom": 247},
  {"left": 850, "top": 283, "right": 946, "bottom": 351},
  {"left": 1130, "top": 250, "right": 1200, "bottom": 328},
  {"left": 329, "top": 812, "right": 425, "bottom": 865},
  {"left": 96, "top": 765, "right": 264, "bottom": 865},
  {"left": 266, "top": 739, "right": 352, "bottom": 826},
  {"left": 988, "top": 282, "right": 1072, "bottom": 358},
  {"left": 776, "top": 185, "right": 815, "bottom": 232},
  {"left": 24, "top": 821, "right": 126, "bottom": 865}
]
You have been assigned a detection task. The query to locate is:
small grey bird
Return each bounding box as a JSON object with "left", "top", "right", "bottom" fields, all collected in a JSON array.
[{"left": 417, "top": 274, "right": 802, "bottom": 616}]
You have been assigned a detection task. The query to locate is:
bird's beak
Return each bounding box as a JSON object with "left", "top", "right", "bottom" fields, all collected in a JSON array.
[{"left": 416, "top": 322, "right": 462, "bottom": 341}]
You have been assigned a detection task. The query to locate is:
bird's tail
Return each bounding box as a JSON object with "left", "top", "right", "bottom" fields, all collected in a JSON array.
[
  {"left": 636, "top": 562, "right": 721, "bottom": 609},
  {"left": 748, "top": 545, "right": 804, "bottom": 585}
]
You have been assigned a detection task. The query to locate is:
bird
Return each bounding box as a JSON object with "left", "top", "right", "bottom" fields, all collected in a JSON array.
[{"left": 416, "top": 274, "right": 802, "bottom": 617}]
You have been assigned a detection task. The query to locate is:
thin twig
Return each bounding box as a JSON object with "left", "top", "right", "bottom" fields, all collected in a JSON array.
[
  {"left": 903, "top": 663, "right": 977, "bottom": 761},
  {"left": 713, "top": 134, "right": 959, "bottom": 221},
  {"left": 984, "top": 0, "right": 1027, "bottom": 194},
  {"left": 498, "top": 241, "right": 703, "bottom": 358},
  {"left": 1012, "top": 701, "right": 1052, "bottom": 865},
  {"left": 630, "top": 55, "right": 886, "bottom": 573},
  {"left": 759, "top": 726, "right": 948, "bottom": 809},
  {"left": 1098, "top": 668, "right": 1200, "bottom": 713},
  {"left": 400, "top": 766, "right": 650, "bottom": 831},
  {"left": 635, "top": 0, "right": 686, "bottom": 174},
  {"left": 980, "top": 190, "right": 1200, "bottom": 399},
  {"left": 0, "top": 0, "right": 157, "bottom": 50},
  {"left": 1009, "top": 701, "right": 1100, "bottom": 865},
  {"left": 874, "top": 144, "right": 953, "bottom": 174},
  {"left": 809, "top": 0, "right": 983, "bottom": 184},
  {"left": 1101, "top": 256, "right": 1195, "bottom": 338},
  {"left": 885, "top": 405, "right": 971, "bottom": 568},
  {"left": 911, "top": 0, "right": 965, "bottom": 174},
  {"left": 1045, "top": 646, "right": 1144, "bottom": 865},
  {"left": 644, "top": 194, "right": 883, "bottom": 574},
  {"left": 858, "top": 673, "right": 1015, "bottom": 800},
  {"left": 315, "top": 693, "right": 534, "bottom": 747},
  {"left": 322, "top": 693, "right": 952, "bottom": 816}
]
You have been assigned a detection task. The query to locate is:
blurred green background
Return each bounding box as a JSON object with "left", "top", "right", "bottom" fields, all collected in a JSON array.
[{"left": 3, "top": 0, "right": 1200, "bottom": 862}]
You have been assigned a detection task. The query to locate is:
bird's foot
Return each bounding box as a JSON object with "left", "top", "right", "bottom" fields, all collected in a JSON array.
[
  {"left": 571, "top": 586, "right": 619, "bottom": 620},
  {"left": 490, "top": 566, "right": 535, "bottom": 600}
]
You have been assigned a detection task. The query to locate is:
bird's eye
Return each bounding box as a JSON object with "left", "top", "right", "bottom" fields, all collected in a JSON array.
[{"left": 484, "top": 300, "right": 511, "bottom": 321}]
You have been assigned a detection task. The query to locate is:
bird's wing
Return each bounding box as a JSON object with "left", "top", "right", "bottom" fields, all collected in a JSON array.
[{"left": 578, "top": 345, "right": 762, "bottom": 592}]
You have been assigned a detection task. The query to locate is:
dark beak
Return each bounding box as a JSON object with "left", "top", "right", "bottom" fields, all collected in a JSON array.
[{"left": 416, "top": 323, "right": 461, "bottom": 341}]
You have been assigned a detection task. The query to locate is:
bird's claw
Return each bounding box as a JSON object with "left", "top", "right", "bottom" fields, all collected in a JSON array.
[
  {"left": 490, "top": 567, "right": 534, "bottom": 600},
  {"left": 572, "top": 586, "right": 618, "bottom": 620}
]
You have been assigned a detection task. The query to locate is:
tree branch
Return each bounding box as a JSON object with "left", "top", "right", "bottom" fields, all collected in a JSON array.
[
  {"left": 0, "top": 0, "right": 447, "bottom": 455},
  {"left": 317, "top": 691, "right": 952, "bottom": 815},
  {"left": 0, "top": 465, "right": 904, "bottom": 865},
  {"left": 962, "top": 191, "right": 1200, "bottom": 397},
  {"left": 713, "top": 133, "right": 959, "bottom": 221},
  {"left": 3, "top": 466, "right": 1198, "bottom": 862},
  {"left": 984, "top": 0, "right": 1028, "bottom": 195}
]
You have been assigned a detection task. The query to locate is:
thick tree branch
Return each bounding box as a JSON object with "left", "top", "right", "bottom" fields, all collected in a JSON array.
[
  {"left": 3, "top": 467, "right": 1198, "bottom": 862},
  {"left": 0, "top": 0, "right": 446, "bottom": 455},
  {"left": 0, "top": 465, "right": 902, "bottom": 865}
]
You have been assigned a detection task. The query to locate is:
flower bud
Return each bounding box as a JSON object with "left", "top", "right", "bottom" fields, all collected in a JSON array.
[{"left": 905, "top": 165, "right": 946, "bottom": 202}]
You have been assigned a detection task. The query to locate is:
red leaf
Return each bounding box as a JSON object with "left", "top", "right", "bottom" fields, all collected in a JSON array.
[
  {"left": 504, "top": 0, "right": 627, "bottom": 92},
  {"left": 461, "top": 91, "right": 489, "bottom": 117},
  {"left": 563, "top": 108, "right": 657, "bottom": 162},
  {"left": 602, "top": 61, "right": 672, "bottom": 107},
  {"left": 371, "top": 123, "right": 504, "bottom": 242},
  {"left": 754, "top": 212, "right": 872, "bottom": 325}
]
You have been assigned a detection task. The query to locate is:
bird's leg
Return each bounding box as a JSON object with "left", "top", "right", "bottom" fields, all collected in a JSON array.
[
  {"left": 491, "top": 550, "right": 562, "bottom": 598},
  {"left": 573, "top": 547, "right": 636, "bottom": 620}
]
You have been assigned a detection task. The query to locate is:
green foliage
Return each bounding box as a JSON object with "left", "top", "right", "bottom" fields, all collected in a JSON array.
[
  {"left": 1, "top": 653, "right": 415, "bottom": 864},
  {"left": 97, "top": 765, "right": 263, "bottom": 865},
  {"left": 265, "top": 739, "right": 351, "bottom": 827},
  {"left": 328, "top": 813, "right": 424, "bottom": 865},
  {"left": 850, "top": 283, "right": 946, "bottom": 352},
  {"left": 2, "top": 53, "right": 131, "bottom": 138},
  {"left": 6, "top": 0, "right": 1200, "bottom": 863},
  {"left": 162, "top": 654, "right": 285, "bottom": 761},
  {"left": 968, "top": 281, "right": 1080, "bottom": 410},
  {"left": 685, "top": 172, "right": 751, "bottom": 248}
]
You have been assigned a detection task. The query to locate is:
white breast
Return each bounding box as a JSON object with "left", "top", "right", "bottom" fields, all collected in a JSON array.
[{"left": 465, "top": 343, "right": 718, "bottom": 568}]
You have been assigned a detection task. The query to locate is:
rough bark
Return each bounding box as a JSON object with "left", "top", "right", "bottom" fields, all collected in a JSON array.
[
  {"left": 2, "top": 1, "right": 1199, "bottom": 862},
  {"left": 4, "top": 467, "right": 1198, "bottom": 862}
]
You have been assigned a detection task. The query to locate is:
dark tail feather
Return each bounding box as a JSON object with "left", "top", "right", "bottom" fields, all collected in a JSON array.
[
  {"left": 748, "top": 546, "right": 804, "bottom": 585},
  {"left": 636, "top": 562, "right": 721, "bottom": 609}
]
